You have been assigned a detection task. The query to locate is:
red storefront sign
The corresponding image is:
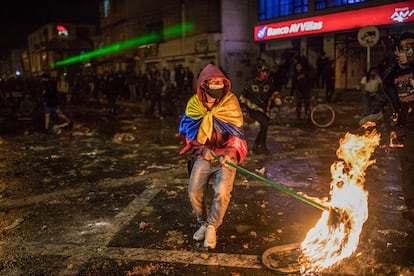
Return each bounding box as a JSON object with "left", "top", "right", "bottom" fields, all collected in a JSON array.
[{"left": 254, "top": 1, "right": 414, "bottom": 41}]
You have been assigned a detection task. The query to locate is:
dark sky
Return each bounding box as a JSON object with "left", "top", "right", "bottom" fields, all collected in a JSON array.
[{"left": 0, "top": 0, "right": 99, "bottom": 52}]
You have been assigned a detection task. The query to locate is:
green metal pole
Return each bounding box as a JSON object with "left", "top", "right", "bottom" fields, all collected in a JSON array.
[{"left": 212, "top": 153, "right": 328, "bottom": 211}]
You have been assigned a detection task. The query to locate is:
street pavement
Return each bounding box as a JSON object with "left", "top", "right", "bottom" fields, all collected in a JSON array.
[{"left": 0, "top": 92, "right": 413, "bottom": 275}]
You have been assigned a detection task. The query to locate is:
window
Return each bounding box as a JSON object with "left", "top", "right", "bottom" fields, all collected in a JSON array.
[
  {"left": 77, "top": 28, "right": 90, "bottom": 40},
  {"left": 258, "top": 0, "right": 309, "bottom": 21},
  {"left": 316, "top": 0, "right": 366, "bottom": 10},
  {"left": 103, "top": 0, "right": 110, "bottom": 18}
]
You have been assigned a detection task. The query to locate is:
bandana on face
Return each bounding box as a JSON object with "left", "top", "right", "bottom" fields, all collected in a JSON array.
[
  {"left": 257, "top": 71, "right": 268, "bottom": 81},
  {"left": 205, "top": 81, "right": 225, "bottom": 98},
  {"left": 206, "top": 88, "right": 224, "bottom": 98}
]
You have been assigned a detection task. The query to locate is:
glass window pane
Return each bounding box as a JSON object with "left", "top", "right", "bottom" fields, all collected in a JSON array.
[
  {"left": 316, "top": 0, "right": 366, "bottom": 10},
  {"left": 258, "top": 0, "right": 309, "bottom": 20}
]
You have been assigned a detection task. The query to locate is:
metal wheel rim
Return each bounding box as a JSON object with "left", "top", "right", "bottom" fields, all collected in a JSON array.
[
  {"left": 19, "top": 100, "right": 34, "bottom": 116},
  {"left": 310, "top": 103, "right": 335, "bottom": 128}
]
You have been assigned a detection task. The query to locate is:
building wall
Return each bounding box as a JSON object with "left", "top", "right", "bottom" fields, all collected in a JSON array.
[
  {"left": 17, "top": 0, "right": 414, "bottom": 91},
  {"left": 95, "top": 0, "right": 258, "bottom": 94},
  {"left": 28, "top": 23, "right": 95, "bottom": 75},
  {"left": 254, "top": 1, "right": 414, "bottom": 90},
  {"left": 220, "top": 0, "right": 259, "bottom": 94},
  {"left": 131, "top": 0, "right": 223, "bottom": 77},
  {"left": 94, "top": 1, "right": 414, "bottom": 93}
]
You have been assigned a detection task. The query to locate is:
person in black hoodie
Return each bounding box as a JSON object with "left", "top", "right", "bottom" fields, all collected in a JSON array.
[{"left": 382, "top": 32, "right": 414, "bottom": 223}]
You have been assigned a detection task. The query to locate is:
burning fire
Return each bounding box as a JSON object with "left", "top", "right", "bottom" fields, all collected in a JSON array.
[{"left": 299, "top": 128, "right": 380, "bottom": 274}]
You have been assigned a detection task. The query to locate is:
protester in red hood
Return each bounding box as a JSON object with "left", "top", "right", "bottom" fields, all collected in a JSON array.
[{"left": 179, "top": 63, "right": 247, "bottom": 249}]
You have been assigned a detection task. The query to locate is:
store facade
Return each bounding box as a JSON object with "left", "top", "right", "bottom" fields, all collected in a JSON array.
[{"left": 254, "top": 1, "right": 414, "bottom": 90}]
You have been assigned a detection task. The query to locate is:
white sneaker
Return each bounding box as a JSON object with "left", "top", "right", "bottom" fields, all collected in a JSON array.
[
  {"left": 203, "top": 225, "right": 216, "bottom": 249},
  {"left": 193, "top": 224, "right": 207, "bottom": 241}
]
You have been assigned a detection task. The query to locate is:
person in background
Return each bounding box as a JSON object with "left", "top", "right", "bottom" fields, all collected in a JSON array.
[
  {"left": 325, "top": 60, "right": 335, "bottom": 103},
  {"left": 56, "top": 74, "right": 69, "bottom": 107},
  {"left": 178, "top": 64, "right": 247, "bottom": 249},
  {"left": 360, "top": 67, "right": 382, "bottom": 116},
  {"left": 104, "top": 73, "right": 119, "bottom": 114},
  {"left": 316, "top": 51, "right": 330, "bottom": 89},
  {"left": 240, "top": 61, "right": 280, "bottom": 154},
  {"left": 126, "top": 70, "right": 138, "bottom": 101},
  {"left": 149, "top": 70, "right": 164, "bottom": 118},
  {"left": 291, "top": 62, "right": 311, "bottom": 121},
  {"left": 184, "top": 66, "right": 194, "bottom": 100},
  {"left": 270, "top": 63, "right": 285, "bottom": 94},
  {"left": 382, "top": 31, "right": 414, "bottom": 223},
  {"left": 175, "top": 64, "right": 185, "bottom": 98},
  {"left": 41, "top": 73, "right": 73, "bottom": 132}
]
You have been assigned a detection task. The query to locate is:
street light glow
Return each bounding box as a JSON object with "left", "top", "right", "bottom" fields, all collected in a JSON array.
[{"left": 54, "top": 22, "right": 194, "bottom": 67}]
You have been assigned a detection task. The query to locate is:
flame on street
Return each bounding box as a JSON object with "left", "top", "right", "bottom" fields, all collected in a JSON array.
[{"left": 299, "top": 129, "right": 380, "bottom": 274}]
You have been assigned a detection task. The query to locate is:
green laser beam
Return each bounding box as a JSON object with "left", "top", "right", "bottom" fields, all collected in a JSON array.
[
  {"left": 54, "top": 22, "right": 193, "bottom": 67},
  {"left": 211, "top": 153, "right": 328, "bottom": 211}
]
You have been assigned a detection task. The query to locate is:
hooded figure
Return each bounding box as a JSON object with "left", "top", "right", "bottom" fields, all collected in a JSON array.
[
  {"left": 178, "top": 64, "right": 247, "bottom": 249},
  {"left": 179, "top": 64, "right": 247, "bottom": 162}
]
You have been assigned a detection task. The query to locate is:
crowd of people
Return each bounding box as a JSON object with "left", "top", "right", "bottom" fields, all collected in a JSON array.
[
  {"left": 62, "top": 64, "right": 195, "bottom": 117},
  {"left": 0, "top": 63, "right": 195, "bottom": 120},
  {"left": 1, "top": 52, "right": 334, "bottom": 124}
]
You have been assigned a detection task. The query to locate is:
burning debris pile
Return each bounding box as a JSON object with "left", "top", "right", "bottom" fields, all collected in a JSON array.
[
  {"left": 213, "top": 127, "right": 381, "bottom": 274},
  {"left": 299, "top": 129, "right": 381, "bottom": 274}
]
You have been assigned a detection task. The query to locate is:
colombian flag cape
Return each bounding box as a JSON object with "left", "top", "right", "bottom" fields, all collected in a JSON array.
[{"left": 179, "top": 92, "right": 247, "bottom": 163}]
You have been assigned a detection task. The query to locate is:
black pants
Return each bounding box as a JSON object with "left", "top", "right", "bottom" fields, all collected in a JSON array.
[
  {"left": 295, "top": 90, "right": 310, "bottom": 118},
  {"left": 398, "top": 131, "right": 414, "bottom": 209},
  {"left": 107, "top": 95, "right": 117, "bottom": 113},
  {"left": 249, "top": 109, "right": 269, "bottom": 151},
  {"left": 150, "top": 95, "right": 162, "bottom": 116},
  {"left": 326, "top": 81, "right": 334, "bottom": 103}
]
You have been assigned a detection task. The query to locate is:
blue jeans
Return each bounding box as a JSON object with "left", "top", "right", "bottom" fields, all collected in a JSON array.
[{"left": 188, "top": 156, "right": 237, "bottom": 229}]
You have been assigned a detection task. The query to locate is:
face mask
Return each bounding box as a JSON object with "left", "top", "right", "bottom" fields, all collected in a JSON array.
[
  {"left": 206, "top": 88, "right": 224, "bottom": 99},
  {"left": 257, "top": 71, "right": 268, "bottom": 81}
]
